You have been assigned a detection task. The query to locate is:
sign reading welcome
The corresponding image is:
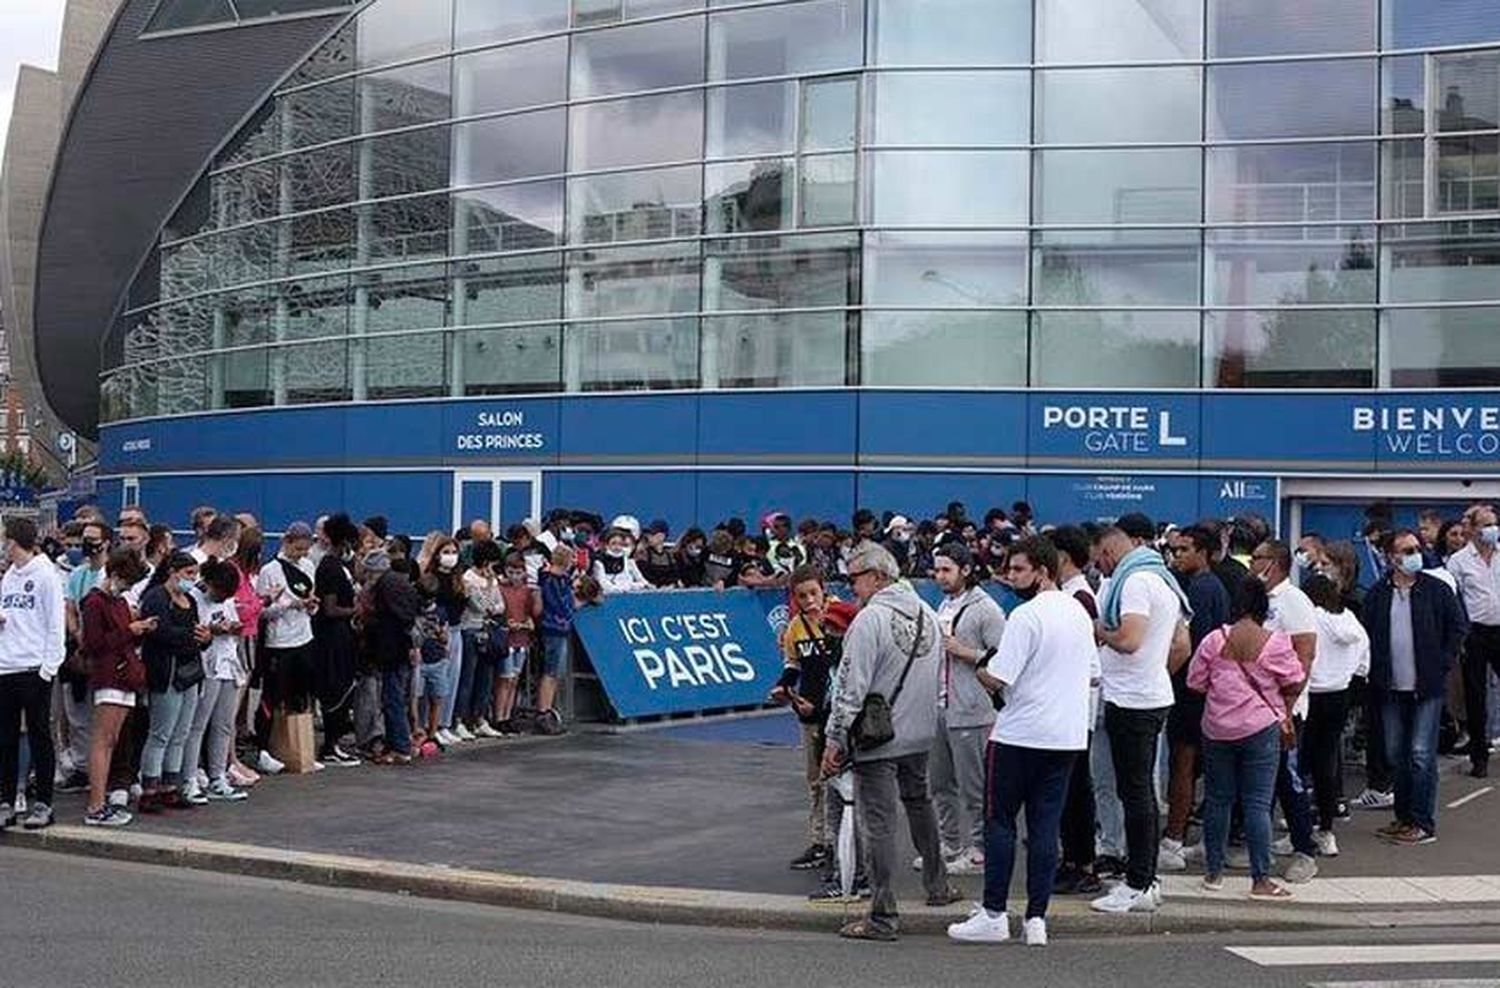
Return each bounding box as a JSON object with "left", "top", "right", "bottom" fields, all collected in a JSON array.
[{"left": 573, "top": 588, "right": 785, "bottom": 719}]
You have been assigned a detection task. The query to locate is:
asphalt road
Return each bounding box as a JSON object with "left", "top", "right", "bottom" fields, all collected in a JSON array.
[{"left": 3, "top": 847, "right": 1497, "bottom": 988}]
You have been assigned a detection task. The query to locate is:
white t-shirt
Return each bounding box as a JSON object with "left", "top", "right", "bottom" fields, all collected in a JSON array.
[
  {"left": 193, "top": 589, "right": 245, "bottom": 683},
  {"left": 255, "top": 556, "right": 316, "bottom": 649},
  {"left": 1098, "top": 570, "right": 1180, "bottom": 710},
  {"left": 1267, "top": 579, "right": 1317, "bottom": 717},
  {"left": 989, "top": 589, "right": 1095, "bottom": 751}
]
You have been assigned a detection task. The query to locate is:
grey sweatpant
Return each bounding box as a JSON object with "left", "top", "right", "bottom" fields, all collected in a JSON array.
[
  {"left": 855, "top": 752, "right": 949, "bottom": 936},
  {"left": 184, "top": 678, "right": 240, "bottom": 783},
  {"left": 929, "top": 714, "right": 988, "bottom": 854},
  {"left": 353, "top": 673, "right": 384, "bottom": 749}
]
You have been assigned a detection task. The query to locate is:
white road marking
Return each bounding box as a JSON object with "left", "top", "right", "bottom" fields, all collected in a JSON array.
[
  {"left": 1308, "top": 982, "right": 1500, "bottom": 988},
  {"left": 1446, "top": 786, "right": 1494, "bottom": 809},
  {"left": 1227, "top": 944, "right": 1500, "bottom": 967}
]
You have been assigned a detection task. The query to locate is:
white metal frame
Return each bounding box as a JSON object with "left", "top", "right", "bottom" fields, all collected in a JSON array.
[{"left": 450, "top": 469, "right": 543, "bottom": 533}]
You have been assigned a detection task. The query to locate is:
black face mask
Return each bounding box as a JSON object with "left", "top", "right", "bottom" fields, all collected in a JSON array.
[
  {"left": 82, "top": 539, "right": 104, "bottom": 557},
  {"left": 1012, "top": 582, "right": 1040, "bottom": 602}
]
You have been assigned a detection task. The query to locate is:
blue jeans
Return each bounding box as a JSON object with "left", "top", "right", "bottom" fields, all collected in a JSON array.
[
  {"left": 1382, "top": 691, "right": 1443, "bottom": 835},
  {"left": 541, "top": 634, "right": 570, "bottom": 679},
  {"left": 1203, "top": 723, "right": 1281, "bottom": 881},
  {"left": 381, "top": 666, "right": 412, "bottom": 756},
  {"left": 142, "top": 685, "right": 201, "bottom": 787},
  {"left": 1276, "top": 720, "right": 1317, "bottom": 856},
  {"left": 982, "top": 742, "right": 1076, "bottom": 919},
  {"left": 454, "top": 630, "right": 484, "bottom": 726},
  {"left": 439, "top": 626, "right": 462, "bottom": 728},
  {"left": 1088, "top": 708, "right": 1126, "bottom": 859}
]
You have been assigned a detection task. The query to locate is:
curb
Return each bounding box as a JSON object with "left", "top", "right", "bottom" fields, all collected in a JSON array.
[{"left": 8, "top": 826, "right": 1500, "bottom": 937}]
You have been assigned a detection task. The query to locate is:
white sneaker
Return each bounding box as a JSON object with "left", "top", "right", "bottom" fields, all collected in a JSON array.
[
  {"left": 1225, "top": 844, "right": 1251, "bottom": 870},
  {"left": 1091, "top": 883, "right": 1152, "bottom": 914},
  {"left": 1147, "top": 880, "right": 1163, "bottom": 907},
  {"left": 947, "top": 907, "right": 1010, "bottom": 944},
  {"left": 195, "top": 769, "right": 209, "bottom": 789},
  {"left": 1022, "top": 917, "right": 1047, "bottom": 947},
  {"left": 1271, "top": 836, "right": 1294, "bottom": 856},
  {"left": 182, "top": 781, "right": 209, "bottom": 806},
  {"left": 1157, "top": 837, "right": 1187, "bottom": 872},
  {"left": 257, "top": 750, "right": 285, "bottom": 775},
  {"left": 948, "top": 849, "right": 984, "bottom": 875},
  {"left": 206, "top": 778, "right": 248, "bottom": 802},
  {"left": 435, "top": 728, "right": 456, "bottom": 746},
  {"left": 475, "top": 720, "right": 502, "bottom": 739},
  {"left": 1313, "top": 829, "right": 1339, "bottom": 857},
  {"left": 913, "top": 845, "right": 961, "bottom": 872},
  {"left": 1282, "top": 851, "right": 1318, "bottom": 884},
  {"left": 309, "top": 760, "right": 326, "bottom": 773},
  {"left": 1354, "top": 787, "right": 1394, "bottom": 810},
  {"left": 454, "top": 724, "right": 476, "bottom": 742},
  {"left": 108, "top": 789, "right": 129, "bottom": 809},
  {"left": 1182, "top": 842, "right": 1205, "bottom": 865}
]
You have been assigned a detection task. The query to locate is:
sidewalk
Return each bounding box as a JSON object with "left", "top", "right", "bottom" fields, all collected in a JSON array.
[{"left": 5, "top": 713, "right": 1499, "bottom": 935}]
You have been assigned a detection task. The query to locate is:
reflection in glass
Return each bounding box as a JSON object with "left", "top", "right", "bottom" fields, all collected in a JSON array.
[
  {"left": 801, "top": 77, "right": 859, "bottom": 152},
  {"left": 800, "top": 154, "right": 857, "bottom": 227},
  {"left": 1034, "top": 231, "right": 1200, "bottom": 306},
  {"left": 366, "top": 334, "right": 446, "bottom": 398},
  {"left": 705, "top": 233, "right": 858, "bottom": 312},
  {"left": 1385, "top": 306, "right": 1500, "bottom": 386},
  {"left": 863, "top": 231, "right": 1026, "bottom": 307},
  {"left": 290, "top": 210, "right": 356, "bottom": 274},
  {"left": 871, "top": 151, "right": 1028, "bottom": 225},
  {"left": 1382, "top": 56, "right": 1425, "bottom": 135},
  {"left": 221, "top": 347, "right": 271, "bottom": 409},
  {"left": 568, "top": 242, "right": 701, "bottom": 319},
  {"left": 871, "top": 0, "right": 1029, "bottom": 65},
  {"left": 708, "top": 0, "right": 864, "bottom": 81},
  {"left": 709, "top": 312, "right": 849, "bottom": 387},
  {"left": 464, "top": 326, "right": 563, "bottom": 394},
  {"left": 283, "top": 79, "right": 355, "bottom": 153},
  {"left": 365, "top": 193, "right": 451, "bottom": 261},
  {"left": 1209, "top": 60, "right": 1376, "bottom": 140},
  {"left": 1437, "top": 53, "right": 1500, "bottom": 131},
  {"left": 235, "top": 0, "right": 357, "bottom": 16},
  {"left": 1206, "top": 227, "right": 1376, "bottom": 307},
  {"left": 571, "top": 16, "right": 705, "bottom": 97},
  {"left": 1034, "top": 149, "right": 1201, "bottom": 224},
  {"left": 457, "top": 253, "right": 564, "bottom": 326},
  {"left": 1209, "top": 0, "right": 1374, "bottom": 56},
  {"left": 1035, "top": 68, "right": 1201, "bottom": 144},
  {"left": 1205, "top": 310, "right": 1375, "bottom": 388},
  {"left": 454, "top": 110, "right": 566, "bottom": 185},
  {"left": 574, "top": 0, "right": 702, "bottom": 26},
  {"left": 1383, "top": 222, "right": 1500, "bottom": 302},
  {"left": 706, "top": 159, "right": 793, "bottom": 234},
  {"left": 359, "top": 60, "right": 451, "bottom": 133},
  {"left": 455, "top": 0, "right": 567, "bottom": 48},
  {"left": 1207, "top": 142, "right": 1376, "bottom": 223},
  {"left": 862, "top": 311, "right": 1027, "bottom": 387},
  {"left": 285, "top": 341, "right": 350, "bottom": 404},
  {"left": 152, "top": 358, "right": 209, "bottom": 416},
  {"left": 568, "top": 165, "right": 702, "bottom": 243},
  {"left": 569, "top": 92, "right": 703, "bottom": 170},
  {"left": 707, "top": 82, "right": 796, "bottom": 158},
  {"left": 571, "top": 318, "right": 700, "bottom": 390},
  {"left": 1036, "top": 0, "right": 1200, "bottom": 62},
  {"left": 356, "top": 0, "right": 453, "bottom": 70},
  {"left": 287, "top": 144, "right": 355, "bottom": 212},
  {"left": 1382, "top": 138, "right": 1426, "bottom": 219},
  {"left": 358, "top": 264, "right": 449, "bottom": 334},
  {"left": 456, "top": 181, "right": 564, "bottom": 253},
  {"left": 144, "top": 0, "right": 234, "bottom": 32},
  {"left": 367, "top": 127, "right": 449, "bottom": 198},
  {"left": 1438, "top": 135, "right": 1500, "bottom": 213},
  {"left": 1031, "top": 311, "right": 1200, "bottom": 388},
  {"left": 1383, "top": 0, "right": 1500, "bottom": 48},
  {"left": 280, "top": 275, "right": 351, "bottom": 340},
  {"left": 872, "top": 72, "right": 1029, "bottom": 146},
  {"left": 455, "top": 38, "right": 568, "bottom": 117}
]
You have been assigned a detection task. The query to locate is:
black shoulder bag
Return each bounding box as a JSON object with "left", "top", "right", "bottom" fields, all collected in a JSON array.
[{"left": 849, "top": 610, "right": 925, "bottom": 753}]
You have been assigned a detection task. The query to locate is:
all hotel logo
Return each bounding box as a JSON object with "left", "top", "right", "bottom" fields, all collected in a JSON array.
[{"left": 1353, "top": 404, "right": 1500, "bottom": 456}]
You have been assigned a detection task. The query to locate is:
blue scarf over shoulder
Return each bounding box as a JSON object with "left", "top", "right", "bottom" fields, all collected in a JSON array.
[{"left": 1099, "top": 545, "right": 1193, "bottom": 630}]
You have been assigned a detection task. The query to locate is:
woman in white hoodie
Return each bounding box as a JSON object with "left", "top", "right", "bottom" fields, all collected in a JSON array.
[{"left": 1301, "top": 574, "right": 1369, "bottom": 854}]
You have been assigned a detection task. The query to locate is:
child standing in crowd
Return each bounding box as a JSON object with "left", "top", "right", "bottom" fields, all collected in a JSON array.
[
  {"left": 182, "top": 560, "right": 249, "bottom": 804},
  {"left": 495, "top": 552, "right": 537, "bottom": 732},
  {"left": 138, "top": 553, "right": 210, "bottom": 813},
  {"left": 593, "top": 526, "right": 650, "bottom": 594},
  {"left": 536, "top": 546, "right": 576, "bottom": 734},
  {"left": 80, "top": 548, "right": 152, "bottom": 826}
]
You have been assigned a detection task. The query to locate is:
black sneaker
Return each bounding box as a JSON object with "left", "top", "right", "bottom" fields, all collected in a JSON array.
[
  {"left": 1095, "top": 854, "right": 1127, "bottom": 879},
  {"left": 55, "top": 771, "right": 89, "bottom": 795},
  {"left": 790, "top": 844, "right": 831, "bottom": 871},
  {"left": 496, "top": 718, "right": 522, "bottom": 736},
  {"left": 926, "top": 886, "right": 964, "bottom": 908},
  {"left": 537, "top": 709, "right": 567, "bottom": 736},
  {"left": 808, "top": 879, "right": 872, "bottom": 902}
]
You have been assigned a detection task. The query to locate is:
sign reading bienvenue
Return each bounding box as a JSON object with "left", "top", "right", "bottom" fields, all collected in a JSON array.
[
  {"left": 1355, "top": 402, "right": 1500, "bottom": 458},
  {"left": 573, "top": 589, "right": 784, "bottom": 718}
]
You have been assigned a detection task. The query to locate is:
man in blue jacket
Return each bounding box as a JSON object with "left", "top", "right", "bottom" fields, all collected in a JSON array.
[{"left": 1362, "top": 528, "right": 1468, "bottom": 846}]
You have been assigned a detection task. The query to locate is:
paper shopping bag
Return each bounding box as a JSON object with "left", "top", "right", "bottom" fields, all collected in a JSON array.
[{"left": 269, "top": 709, "right": 318, "bottom": 774}]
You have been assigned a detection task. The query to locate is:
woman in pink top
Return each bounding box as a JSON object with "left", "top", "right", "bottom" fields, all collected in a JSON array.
[
  {"left": 1187, "top": 577, "right": 1305, "bottom": 899},
  {"left": 225, "top": 528, "right": 266, "bottom": 788}
]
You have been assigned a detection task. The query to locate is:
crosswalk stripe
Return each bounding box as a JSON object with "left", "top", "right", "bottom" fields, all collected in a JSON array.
[
  {"left": 1226, "top": 945, "right": 1500, "bottom": 967},
  {"left": 1446, "top": 786, "right": 1493, "bottom": 809},
  {"left": 1308, "top": 982, "right": 1500, "bottom": 987}
]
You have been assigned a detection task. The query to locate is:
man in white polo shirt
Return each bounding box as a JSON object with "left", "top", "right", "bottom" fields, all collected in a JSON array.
[
  {"left": 948, "top": 536, "right": 1093, "bottom": 948},
  {"left": 1251, "top": 539, "right": 1320, "bottom": 883},
  {"left": 1449, "top": 503, "right": 1500, "bottom": 779},
  {"left": 1090, "top": 514, "right": 1190, "bottom": 915}
]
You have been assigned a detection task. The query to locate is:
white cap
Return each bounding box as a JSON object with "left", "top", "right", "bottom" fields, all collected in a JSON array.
[
  {"left": 609, "top": 514, "right": 642, "bottom": 540},
  {"left": 885, "top": 514, "right": 912, "bottom": 534}
]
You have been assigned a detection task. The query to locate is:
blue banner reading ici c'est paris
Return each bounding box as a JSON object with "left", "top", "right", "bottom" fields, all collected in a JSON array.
[{"left": 573, "top": 588, "right": 785, "bottom": 719}]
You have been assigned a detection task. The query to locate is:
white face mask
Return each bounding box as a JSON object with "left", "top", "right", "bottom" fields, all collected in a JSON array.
[
  {"left": 1481, "top": 525, "right": 1500, "bottom": 547},
  {"left": 438, "top": 552, "right": 459, "bottom": 570}
]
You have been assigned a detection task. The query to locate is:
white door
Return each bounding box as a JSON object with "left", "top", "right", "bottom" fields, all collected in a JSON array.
[{"left": 451, "top": 470, "right": 543, "bottom": 536}]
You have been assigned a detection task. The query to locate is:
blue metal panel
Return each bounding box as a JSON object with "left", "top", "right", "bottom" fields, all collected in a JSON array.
[
  {"left": 856, "top": 472, "right": 1027, "bottom": 522},
  {"left": 696, "top": 392, "right": 856, "bottom": 462},
  {"left": 343, "top": 473, "right": 451, "bottom": 538},
  {"left": 558, "top": 393, "right": 697, "bottom": 462},
  {"left": 137, "top": 474, "right": 267, "bottom": 532},
  {"left": 1200, "top": 393, "right": 1374, "bottom": 469},
  {"left": 695, "top": 471, "right": 856, "bottom": 528},
  {"left": 547, "top": 470, "right": 698, "bottom": 536},
  {"left": 260, "top": 472, "right": 347, "bottom": 532},
  {"left": 460, "top": 481, "right": 491, "bottom": 531},
  {"left": 1024, "top": 474, "right": 1198, "bottom": 528},
  {"left": 343, "top": 402, "right": 444, "bottom": 464},
  {"left": 858, "top": 391, "right": 1027, "bottom": 462},
  {"left": 499, "top": 480, "right": 533, "bottom": 530}
]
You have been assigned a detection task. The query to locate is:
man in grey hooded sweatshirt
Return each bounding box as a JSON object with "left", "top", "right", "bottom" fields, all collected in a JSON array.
[{"left": 823, "top": 544, "right": 961, "bottom": 941}]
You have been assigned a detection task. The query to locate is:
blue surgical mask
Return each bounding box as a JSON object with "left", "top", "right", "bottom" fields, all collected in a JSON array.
[
  {"left": 1399, "top": 553, "right": 1424, "bottom": 575},
  {"left": 64, "top": 547, "right": 84, "bottom": 567},
  {"left": 1482, "top": 525, "right": 1500, "bottom": 547},
  {"left": 177, "top": 577, "right": 197, "bottom": 594}
]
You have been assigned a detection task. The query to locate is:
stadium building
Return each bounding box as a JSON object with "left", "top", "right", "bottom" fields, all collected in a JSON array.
[{"left": 23, "top": 0, "right": 1500, "bottom": 539}]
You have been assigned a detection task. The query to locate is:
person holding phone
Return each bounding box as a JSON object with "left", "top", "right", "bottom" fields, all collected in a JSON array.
[{"left": 252, "top": 522, "right": 320, "bottom": 774}]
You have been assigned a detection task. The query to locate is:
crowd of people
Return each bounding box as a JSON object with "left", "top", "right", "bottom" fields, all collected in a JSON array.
[
  {"left": 764, "top": 501, "right": 1494, "bottom": 945},
  {"left": 0, "top": 495, "right": 1495, "bottom": 951},
  {"left": 0, "top": 503, "right": 586, "bottom": 830}
]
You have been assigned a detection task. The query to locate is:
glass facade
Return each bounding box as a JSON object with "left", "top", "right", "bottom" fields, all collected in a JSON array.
[
  {"left": 104, "top": 0, "right": 1500, "bottom": 422},
  {"left": 144, "top": 0, "right": 358, "bottom": 34}
]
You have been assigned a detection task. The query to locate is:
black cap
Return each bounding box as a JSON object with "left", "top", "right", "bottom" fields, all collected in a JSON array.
[{"left": 1115, "top": 512, "right": 1156, "bottom": 541}]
